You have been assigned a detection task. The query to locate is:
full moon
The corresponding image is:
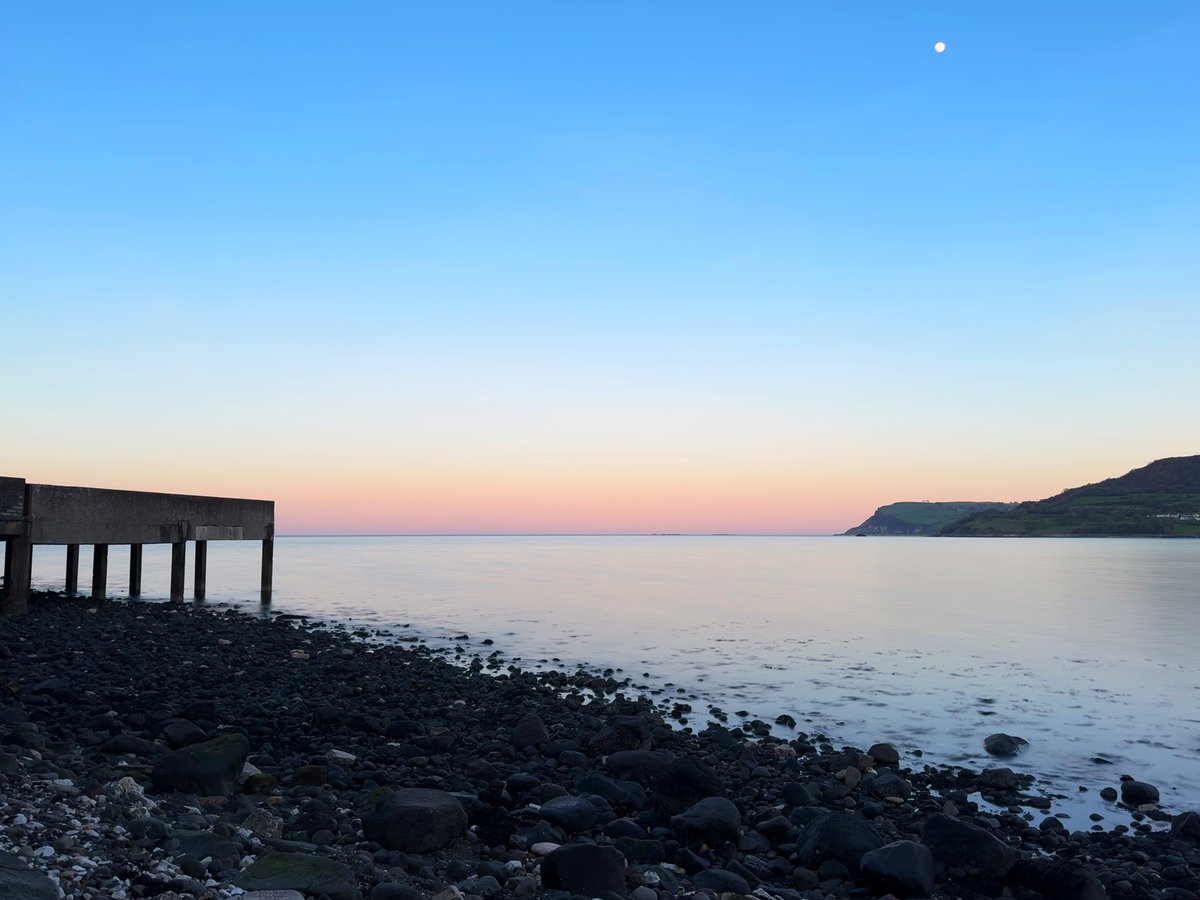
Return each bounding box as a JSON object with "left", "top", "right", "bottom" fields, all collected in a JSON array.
[{"left": 934, "top": 41, "right": 946, "bottom": 53}]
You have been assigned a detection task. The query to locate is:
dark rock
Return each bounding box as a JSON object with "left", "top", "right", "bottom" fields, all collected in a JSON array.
[
  {"left": 370, "top": 884, "right": 425, "bottom": 900},
  {"left": 868, "top": 742, "right": 900, "bottom": 765},
  {"left": 866, "top": 771, "right": 911, "bottom": 800},
  {"left": 161, "top": 718, "right": 208, "bottom": 748},
  {"left": 580, "top": 772, "right": 646, "bottom": 810},
  {"left": 860, "top": 840, "right": 935, "bottom": 897},
  {"left": 983, "top": 733, "right": 1028, "bottom": 756},
  {"left": 0, "top": 850, "right": 60, "bottom": 900},
  {"left": 363, "top": 788, "right": 468, "bottom": 852},
  {"left": 1008, "top": 858, "right": 1108, "bottom": 900},
  {"left": 294, "top": 764, "right": 327, "bottom": 786},
  {"left": 539, "top": 795, "right": 598, "bottom": 832},
  {"left": 541, "top": 843, "right": 627, "bottom": 896},
  {"left": 672, "top": 796, "right": 741, "bottom": 846},
  {"left": 797, "top": 811, "right": 883, "bottom": 870},
  {"left": 976, "top": 767, "right": 1019, "bottom": 791},
  {"left": 235, "top": 851, "right": 359, "bottom": 900},
  {"left": 606, "top": 750, "right": 672, "bottom": 783},
  {"left": 512, "top": 712, "right": 550, "bottom": 748},
  {"left": 1121, "top": 780, "right": 1159, "bottom": 805},
  {"left": 657, "top": 756, "right": 724, "bottom": 804},
  {"left": 590, "top": 715, "right": 654, "bottom": 755},
  {"left": 102, "top": 733, "right": 162, "bottom": 756},
  {"left": 612, "top": 837, "right": 665, "bottom": 864},
  {"left": 692, "top": 867, "right": 750, "bottom": 894},
  {"left": 1171, "top": 810, "right": 1200, "bottom": 844},
  {"left": 151, "top": 733, "right": 249, "bottom": 796},
  {"left": 921, "top": 812, "right": 1015, "bottom": 879}
]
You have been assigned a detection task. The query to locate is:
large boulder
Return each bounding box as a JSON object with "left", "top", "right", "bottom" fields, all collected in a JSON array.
[
  {"left": 797, "top": 811, "right": 883, "bottom": 870},
  {"left": 363, "top": 788, "right": 467, "bottom": 852},
  {"left": 921, "top": 813, "right": 1015, "bottom": 880},
  {"left": 861, "top": 840, "right": 935, "bottom": 897},
  {"left": 236, "top": 852, "right": 359, "bottom": 900},
  {"left": 0, "top": 850, "right": 59, "bottom": 900},
  {"left": 541, "top": 843, "right": 626, "bottom": 896},
  {"left": 151, "top": 733, "right": 249, "bottom": 796},
  {"left": 671, "top": 796, "right": 741, "bottom": 846}
]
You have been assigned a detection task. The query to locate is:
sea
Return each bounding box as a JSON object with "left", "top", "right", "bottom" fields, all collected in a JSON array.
[{"left": 26, "top": 534, "right": 1200, "bottom": 828}]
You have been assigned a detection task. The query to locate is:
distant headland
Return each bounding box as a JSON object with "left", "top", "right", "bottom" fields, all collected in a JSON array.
[{"left": 847, "top": 455, "right": 1200, "bottom": 537}]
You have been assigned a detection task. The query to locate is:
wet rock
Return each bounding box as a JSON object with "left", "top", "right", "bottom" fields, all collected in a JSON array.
[
  {"left": 692, "top": 867, "right": 750, "bottom": 894},
  {"left": 797, "top": 810, "right": 884, "bottom": 870},
  {"left": 151, "top": 733, "right": 250, "bottom": 796},
  {"left": 590, "top": 715, "right": 654, "bottom": 754},
  {"left": 363, "top": 788, "right": 468, "bottom": 852},
  {"left": 921, "top": 812, "right": 1015, "bottom": 879},
  {"left": 976, "top": 766, "right": 1019, "bottom": 791},
  {"left": 1120, "top": 780, "right": 1159, "bottom": 805},
  {"left": 983, "top": 733, "right": 1029, "bottom": 756},
  {"left": 868, "top": 742, "right": 900, "bottom": 765},
  {"left": 1171, "top": 810, "right": 1200, "bottom": 844},
  {"left": 671, "top": 796, "right": 741, "bottom": 846},
  {"left": 541, "top": 843, "right": 627, "bottom": 896},
  {"left": 236, "top": 852, "right": 359, "bottom": 900},
  {"left": 0, "top": 850, "right": 60, "bottom": 900},
  {"left": 860, "top": 840, "right": 934, "bottom": 897},
  {"left": 538, "top": 795, "right": 598, "bottom": 832},
  {"left": 1008, "top": 858, "right": 1108, "bottom": 900},
  {"left": 512, "top": 713, "right": 549, "bottom": 748}
]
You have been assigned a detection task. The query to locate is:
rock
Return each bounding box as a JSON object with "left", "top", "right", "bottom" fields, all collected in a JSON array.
[
  {"left": 580, "top": 771, "right": 647, "bottom": 810},
  {"left": 1100, "top": 786, "right": 1118, "bottom": 801},
  {"left": 983, "top": 733, "right": 1028, "bottom": 756},
  {"left": 797, "top": 811, "right": 884, "bottom": 870},
  {"left": 657, "top": 755, "right": 724, "bottom": 804},
  {"left": 363, "top": 788, "right": 468, "bottom": 852},
  {"left": 606, "top": 750, "right": 672, "bottom": 782},
  {"left": 294, "top": 764, "right": 327, "bottom": 786},
  {"left": 102, "top": 732, "right": 162, "bottom": 756},
  {"left": 512, "top": 713, "right": 550, "bottom": 748},
  {"left": 692, "top": 867, "right": 750, "bottom": 894},
  {"left": 236, "top": 852, "right": 359, "bottom": 900},
  {"left": 976, "top": 767, "right": 1019, "bottom": 791},
  {"left": 541, "top": 843, "right": 627, "bottom": 897},
  {"left": 161, "top": 717, "right": 208, "bottom": 748},
  {"left": 0, "top": 850, "right": 60, "bottom": 900},
  {"left": 370, "top": 884, "right": 425, "bottom": 900},
  {"left": 151, "top": 733, "right": 250, "bottom": 796},
  {"left": 1120, "top": 780, "right": 1159, "bottom": 805},
  {"left": 538, "top": 795, "right": 598, "bottom": 832},
  {"left": 866, "top": 771, "right": 911, "bottom": 800},
  {"left": 174, "top": 830, "right": 242, "bottom": 870},
  {"left": 1008, "top": 858, "right": 1108, "bottom": 900},
  {"left": 868, "top": 742, "right": 900, "bottom": 765},
  {"left": 590, "top": 715, "right": 654, "bottom": 754},
  {"left": 860, "top": 840, "right": 935, "bottom": 897},
  {"left": 243, "top": 808, "right": 284, "bottom": 839},
  {"left": 1171, "top": 810, "right": 1200, "bottom": 844},
  {"left": 243, "top": 891, "right": 305, "bottom": 900},
  {"left": 921, "top": 812, "right": 1015, "bottom": 880},
  {"left": 671, "top": 796, "right": 741, "bottom": 846}
]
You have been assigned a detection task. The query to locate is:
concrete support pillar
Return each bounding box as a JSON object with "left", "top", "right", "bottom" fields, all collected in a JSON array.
[
  {"left": 2, "top": 536, "right": 32, "bottom": 615},
  {"left": 129, "top": 544, "right": 143, "bottom": 598},
  {"left": 260, "top": 536, "right": 273, "bottom": 604},
  {"left": 65, "top": 544, "right": 80, "bottom": 593},
  {"left": 170, "top": 541, "right": 186, "bottom": 602},
  {"left": 194, "top": 540, "right": 207, "bottom": 600},
  {"left": 91, "top": 544, "right": 109, "bottom": 601}
]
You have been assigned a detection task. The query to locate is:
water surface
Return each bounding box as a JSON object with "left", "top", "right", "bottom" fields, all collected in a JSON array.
[{"left": 29, "top": 535, "right": 1200, "bottom": 826}]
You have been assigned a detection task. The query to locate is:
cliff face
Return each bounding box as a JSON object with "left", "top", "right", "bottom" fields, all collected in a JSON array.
[
  {"left": 844, "top": 501, "right": 1014, "bottom": 536},
  {"left": 942, "top": 456, "right": 1200, "bottom": 536}
]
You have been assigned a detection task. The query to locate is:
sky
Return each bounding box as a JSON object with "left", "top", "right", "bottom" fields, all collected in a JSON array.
[{"left": 3, "top": 1, "right": 1199, "bottom": 534}]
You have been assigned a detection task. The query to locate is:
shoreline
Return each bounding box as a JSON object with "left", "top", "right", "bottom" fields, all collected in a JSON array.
[{"left": 1, "top": 592, "right": 1196, "bottom": 899}]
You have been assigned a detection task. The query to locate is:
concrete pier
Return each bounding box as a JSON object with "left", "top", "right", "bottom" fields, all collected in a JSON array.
[{"left": 1, "top": 477, "right": 274, "bottom": 615}]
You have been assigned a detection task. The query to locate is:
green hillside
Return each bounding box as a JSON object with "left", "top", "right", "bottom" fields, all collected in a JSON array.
[
  {"left": 942, "top": 456, "right": 1200, "bottom": 536},
  {"left": 845, "top": 501, "right": 1015, "bottom": 536}
]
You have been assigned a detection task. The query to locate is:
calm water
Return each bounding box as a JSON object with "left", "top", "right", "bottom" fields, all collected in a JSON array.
[{"left": 27, "top": 535, "right": 1200, "bottom": 826}]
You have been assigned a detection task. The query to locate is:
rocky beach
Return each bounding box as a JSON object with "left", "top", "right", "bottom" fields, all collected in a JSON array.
[{"left": 1, "top": 592, "right": 1198, "bottom": 900}]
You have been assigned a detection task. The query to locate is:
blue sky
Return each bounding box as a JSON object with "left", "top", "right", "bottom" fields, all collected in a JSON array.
[{"left": 3, "top": 2, "right": 1198, "bottom": 532}]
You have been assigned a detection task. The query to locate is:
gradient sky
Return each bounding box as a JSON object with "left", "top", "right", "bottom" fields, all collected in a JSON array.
[{"left": 3, "top": 2, "right": 1198, "bottom": 534}]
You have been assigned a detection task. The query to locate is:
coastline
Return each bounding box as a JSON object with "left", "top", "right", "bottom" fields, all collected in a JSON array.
[{"left": 1, "top": 592, "right": 1196, "bottom": 899}]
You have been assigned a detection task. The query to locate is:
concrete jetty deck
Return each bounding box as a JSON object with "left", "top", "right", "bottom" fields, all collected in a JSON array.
[{"left": 1, "top": 477, "right": 274, "bottom": 614}]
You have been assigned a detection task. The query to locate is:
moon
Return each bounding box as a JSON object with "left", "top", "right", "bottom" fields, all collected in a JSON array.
[{"left": 934, "top": 41, "right": 946, "bottom": 53}]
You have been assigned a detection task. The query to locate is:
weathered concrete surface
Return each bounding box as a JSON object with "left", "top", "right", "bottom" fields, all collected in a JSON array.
[{"left": 25, "top": 483, "right": 273, "bottom": 544}]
